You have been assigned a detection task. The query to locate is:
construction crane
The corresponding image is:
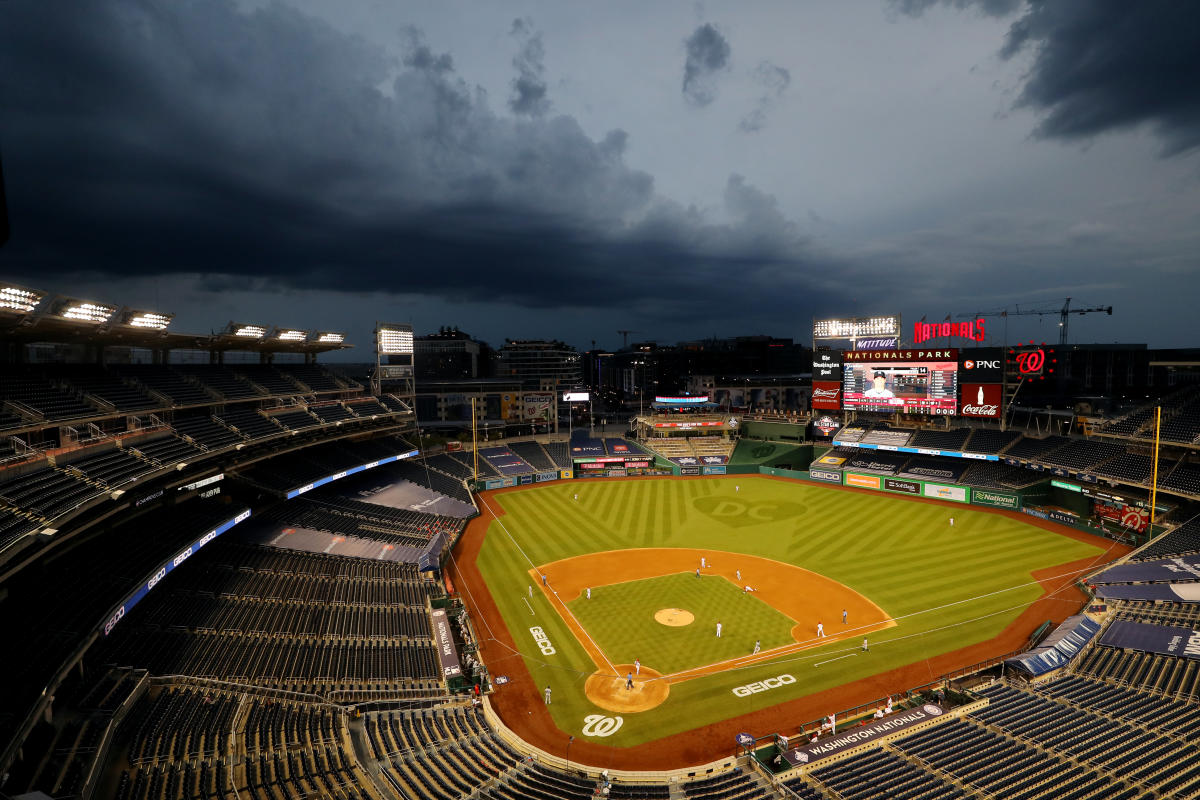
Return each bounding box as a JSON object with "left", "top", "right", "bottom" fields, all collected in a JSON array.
[
  {"left": 616, "top": 330, "right": 641, "bottom": 348},
  {"left": 959, "top": 297, "right": 1112, "bottom": 345}
]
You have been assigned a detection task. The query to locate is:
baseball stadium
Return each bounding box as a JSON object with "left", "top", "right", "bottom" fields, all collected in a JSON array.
[{"left": 2, "top": 300, "right": 1200, "bottom": 800}]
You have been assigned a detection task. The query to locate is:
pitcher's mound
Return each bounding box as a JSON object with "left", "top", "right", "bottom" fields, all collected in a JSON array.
[
  {"left": 655, "top": 608, "right": 694, "bottom": 627},
  {"left": 584, "top": 665, "right": 669, "bottom": 713}
]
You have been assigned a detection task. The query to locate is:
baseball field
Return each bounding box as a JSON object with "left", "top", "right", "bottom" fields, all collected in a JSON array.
[{"left": 451, "top": 475, "right": 1125, "bottom": 758}]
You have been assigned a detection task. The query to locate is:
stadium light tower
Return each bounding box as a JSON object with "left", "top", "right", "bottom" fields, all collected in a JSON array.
[
  {"left": 118, "top": 308, "right": 174, "bottom": 330},
  {"left": 0, "top": 283, "right": 45, "bottom": 315},
  {"left": 373, "top": 322, "right": 415, "bottom": 406},
  {"left": 48, "top": 296, "right": 118, "bottom": 324}
]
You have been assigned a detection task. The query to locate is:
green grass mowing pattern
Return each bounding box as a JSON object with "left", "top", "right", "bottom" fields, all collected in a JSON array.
[
  {"left": 566, "top": 572, "right": 797, "bottom": 674},
  {"left": 473, "top": 476, "right": 1113, "bottom": 746}
]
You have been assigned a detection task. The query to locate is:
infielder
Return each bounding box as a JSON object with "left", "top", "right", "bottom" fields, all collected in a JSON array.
[
  {"left": 753, "top": 639, "right": 761, "bottom": 654},
  {"left": 816, "top": 622, "right": 826, "bottom": 638}
]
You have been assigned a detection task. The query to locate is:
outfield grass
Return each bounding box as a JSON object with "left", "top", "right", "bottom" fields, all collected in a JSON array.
[
  {"left": 566, "top": 572, "right": 797, "bottom": 673},
  {"left": 472, "top": 476, "right": 1111, "bottom": 746}
]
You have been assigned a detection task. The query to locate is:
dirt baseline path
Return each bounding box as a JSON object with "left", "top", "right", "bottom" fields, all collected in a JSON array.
[
  {"left": 533, "top": 548, "right": 894, "bottom": 697},
  {"left": 448, "top": 481, "right": 1131, "bottom": 771}
]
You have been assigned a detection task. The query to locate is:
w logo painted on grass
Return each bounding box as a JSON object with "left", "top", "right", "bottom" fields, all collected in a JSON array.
[
  {"left": 581, "top": 714, "right": 624, "bottom": 737},
  {"left": 694, "top": 496, "right": 806, "bottom": 528}
]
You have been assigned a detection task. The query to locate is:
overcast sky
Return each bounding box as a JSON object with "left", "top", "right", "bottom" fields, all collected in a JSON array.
[{"left": 1, "top": 0, "right": 1198, "bottom": 356}]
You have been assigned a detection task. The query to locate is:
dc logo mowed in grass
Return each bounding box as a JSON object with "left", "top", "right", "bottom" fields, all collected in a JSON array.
[
  {"left": 692, "top": 495, "right": 807, "bottom": 527},
  {"left": 471, "top": 477, "right": 1120, "bottom": 747}
]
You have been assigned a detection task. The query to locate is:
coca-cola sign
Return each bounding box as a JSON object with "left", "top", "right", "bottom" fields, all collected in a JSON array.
[
  {"left": 811, "top": 381, "right": 842, "bottom": 410},
  {"left": 960, "top": 383, "right": 1002, "bottom": 418}
]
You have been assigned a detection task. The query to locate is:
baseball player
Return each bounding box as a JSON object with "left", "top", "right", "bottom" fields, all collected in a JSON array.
[
  {"left": 816, "top": 622, "right": 826, "bottom": 638},
  {"left": 842, "top": 608, "right": 848, "bottom": 624},
  {"left": 716, "top": 621, "right": 723, "bottom": 638},
  {"left": 586, "top": 587, "right": 591, "bottom": 600},
  {"left": 753, "top": 639, "right": 761, "bottom": 654},
  {"left": 634, "top": 658, "right": 641, "bottom": 675},
  {"left": 544, "top": 686, "right": 552, "bottom": 704},
  {"left": 736, "top": 568, "right": 742, "bottom": 582}
]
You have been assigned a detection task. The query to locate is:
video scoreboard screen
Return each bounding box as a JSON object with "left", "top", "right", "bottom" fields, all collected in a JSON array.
[{"left": 842, "top": 356, "right": 958, "bottom": 414}]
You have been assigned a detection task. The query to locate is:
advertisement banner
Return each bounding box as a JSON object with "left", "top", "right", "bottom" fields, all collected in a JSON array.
[
  {"left": 681, "top": 466, "right": 701, "bottom": 476},
  {"left": 959, "top": 348, "right": 1004, "bottom": 382},
  {"left": 559, "top": 470, "right": 573, "bottom": 480},
  {"left": 1100, "top": 620, "right": 1200, "bottom": 660},
  {"left": 1048, "top": 509, "right": 1078, "bottom": 525},
  {"left": 812, "top": 415, "right": 842, "bottom": 437},
  {"left": 523, "top": 392, "right": 553, "bottom": 422},
  {"left": 814, "top": 454, "right": 847, "bottom": 467},
  {"left": 518, "top": 474, "right": 534, "bottom": 485},
  {"left": 100, "top": 509, "right": 251, "bottom": 636},
  {"left": 429, "top": 608, "right": 464, "bottom": 678},
  {"left": 703, "top": 466, "right": 727, "bottom": 475},
  {"left": 972, "top": 489, "right": 1020, "bottom": 510},
  {"left": 811, "top": 381, "right": 842, "bottom": 410},
  {"left": 1093, "top": 499, "right": 1149, "bottom": 533},
  {"left": 844, "top": 472, "right": 881, "bottom": 490},
  {"left": 884, "top": 478, "right": 921, "bottom": 495},
  {"left": 536, "top": 471, "right": 558, "bottom": 482},
  {"left": 959, "top": 383, "right": 1002, "bottom": 419},
  {"left": 783, "top": 705, "right": 947, "bottom": 766},
  {"left": 812, "top": 350, "right": 843, "bottom": 380},
  {"left": 809, "top": 469, "right": 843, "bottom": 483},
  {"left": 922, "top": 482, "right": 969, "bottom": 503}
]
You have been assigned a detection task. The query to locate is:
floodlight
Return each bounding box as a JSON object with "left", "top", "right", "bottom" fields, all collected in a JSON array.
[
  {"left": 376, "top": 324, "right": 413, "bottom": 355},
  {"left": 313, "top": 331, "right": 346, "bottom": 344},
  {"left": 122, "top": 309, "right": 174, "bottom": 330},
  {"left": 274, "top": 328, "right": 307, "bottom": 342},
  {"left": 53, "top": 298, "right": 118, "bottom": 324},
  {"left": 0, "top": 284, "right": 45, "bottom": 314},
  {"left": 231, "top": 323, "right": 267, "bottom": 339}
]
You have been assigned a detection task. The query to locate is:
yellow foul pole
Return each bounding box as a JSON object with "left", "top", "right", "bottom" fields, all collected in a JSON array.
[
  {"left": 472, "top": 398, "right": 479, "bottom": 484},
  {"left": 1149, "top": 405, "right": 1160, "bottom": 534}
]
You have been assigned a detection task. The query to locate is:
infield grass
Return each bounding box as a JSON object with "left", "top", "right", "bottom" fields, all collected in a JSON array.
[
  {"left": 470, "top": 476, "right": 1117, "bottom": 746},
  {"left": 566, "top": 572, "right": 797, "bottom": 673}
]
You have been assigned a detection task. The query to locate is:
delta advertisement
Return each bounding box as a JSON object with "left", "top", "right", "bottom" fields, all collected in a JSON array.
[{"left": 842, "top": 472, "right": 971, "bottom": 503}]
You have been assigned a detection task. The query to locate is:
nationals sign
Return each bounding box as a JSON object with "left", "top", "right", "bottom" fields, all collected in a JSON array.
[
  {"left": 960, "top": 383, "right": 1002, "bottom": 418},
  {"left": 913, "top": 318, "right": 985, "bottom": 345}
]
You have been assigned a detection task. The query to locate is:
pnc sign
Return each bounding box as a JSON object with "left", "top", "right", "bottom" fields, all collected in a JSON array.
[{"left": 913, "top": 318, "right": 985, "bottom": 345}]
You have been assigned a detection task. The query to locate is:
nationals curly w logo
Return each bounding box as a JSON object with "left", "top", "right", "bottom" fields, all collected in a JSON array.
[
  {"left": 581, "top": 714, "right": 624, "bottom": 737},
  {"left": 1015, "top": 348, "right": 1045, "bottom": 374}
]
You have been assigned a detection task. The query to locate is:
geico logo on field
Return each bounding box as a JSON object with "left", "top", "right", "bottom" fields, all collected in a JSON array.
[
  {"left": 732, "top": 674, "right": 796, "bottom": 697},
  {"left": 529, "top": 626, "right": 556, "bottom": 655}
]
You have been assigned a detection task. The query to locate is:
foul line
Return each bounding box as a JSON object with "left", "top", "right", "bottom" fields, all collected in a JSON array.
[
  {"left": 814, "top": 654, "right": 857, "bottom": 667},
  {"left": 477, "top": 493, "right": 618, "bottom": 675},
  {"left": 522, "top": 597, "right": 535, "bottom": 616}
]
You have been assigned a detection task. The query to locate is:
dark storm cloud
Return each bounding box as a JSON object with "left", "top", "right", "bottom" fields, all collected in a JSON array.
[
  {"left": 1000, "top": 0, "right": 1200, "bottom": 156},
  {"left": 508, "top": 18, "right": 550, "bottom": 117},
  {"left": 0, "top": 0, "right": 845, "bottom": 325},
  {"left": 896, "top": 0, "right": 1200, "bottom": 156},
  {"left": 891, "top": 0, "right": 1020, "bottom": 17},
  {"left": 682, "top": 23, "right": 732, "bottom": 107},
  {"left": 740, "top": 60, "right": 791, "bottom": 134}
]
